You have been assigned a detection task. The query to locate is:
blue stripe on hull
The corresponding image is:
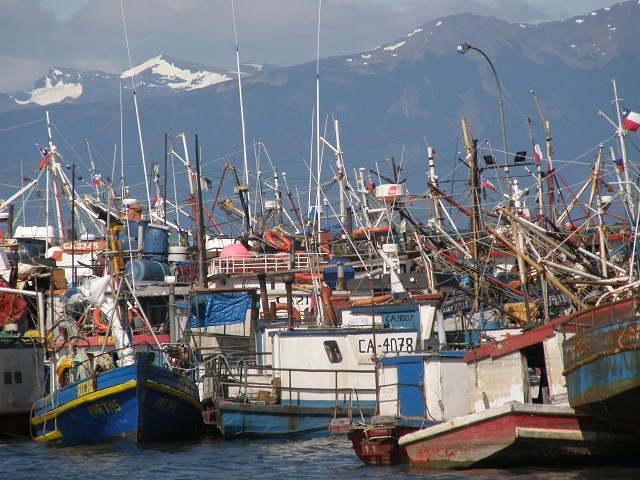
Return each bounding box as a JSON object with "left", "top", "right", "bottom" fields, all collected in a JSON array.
[
  {"left": 31, "top": 355, "right": 201, "bottom": 443},
  {"left": 216, "top": 400, "right": 374, "bottom": 439}
]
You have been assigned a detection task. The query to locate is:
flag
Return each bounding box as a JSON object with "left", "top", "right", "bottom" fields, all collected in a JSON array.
[
  {"left": 39, "top": 147, "right": 48, "bottom": 157},
  {"left": 613, "top": 158, "right": 625, "bottom": 173},
  {"left": 92, "top": 172, "right": 102, "bottom": 185},
  {"left": 481, "top": 176, "right": 496, "bottom": 191},
  {"left": 366, "top": 178, "right": 374, "bottom": 192},
  {"left": 623, "top": 108, "right": 640, "bottom": 132},
  {"left": 200, "top": 177, "right": 212, "bottom": 190},
  {"left": 534, "top": 143, "right": 543, "bottom": 166}
]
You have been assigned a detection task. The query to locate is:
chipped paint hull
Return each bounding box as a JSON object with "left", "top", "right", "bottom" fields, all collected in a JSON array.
[
  {"left": 563, "top": 316, "right": 640, "bottom": 433},
  {"left": 399, "top": 403, "right": 639, "bottom": 469}
]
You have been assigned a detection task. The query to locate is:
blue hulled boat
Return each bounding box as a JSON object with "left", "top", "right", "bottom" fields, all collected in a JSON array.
[
  {"left": 31, "top": 351, "right": 202, "bottom": 443},
  {"left": 561, "top": 295, "right": 640, "bottom": 434}
]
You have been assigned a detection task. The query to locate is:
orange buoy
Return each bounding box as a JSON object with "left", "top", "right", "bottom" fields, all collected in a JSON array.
[
  {"left": 351, "top": 294, "right": 393, "bottom": 307},
  {"left": 352, "top": 226, "right": 390, "bottom": 239},
  {"left": 264, "top": 230, "right": 291, "bottom": 252}
]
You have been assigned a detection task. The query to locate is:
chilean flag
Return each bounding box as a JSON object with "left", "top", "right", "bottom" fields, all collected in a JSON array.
[
  {"left": 481, "top": 176, "right": 496, "bottom": 191},
  {"left": 623, "top": 108, "right": 640, "bottom": 132},
  {"left": 534, "top": 143, "right": 543, "bottom": 166}
]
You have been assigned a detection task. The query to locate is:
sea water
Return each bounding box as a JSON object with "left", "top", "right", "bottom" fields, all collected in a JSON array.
[{"left": 2, "top": 436, "right": 639, "bottom": 480}]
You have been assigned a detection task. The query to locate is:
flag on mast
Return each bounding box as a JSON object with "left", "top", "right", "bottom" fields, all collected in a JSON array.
[
  {"left": 622, "top": 108, "right": 640, "bottom": 132},
  {"left": 481, "top": 176, "right": 496, "bottom": 191},
  {"left": 534, "top": 143, "right": 543, "bottom": 165}
]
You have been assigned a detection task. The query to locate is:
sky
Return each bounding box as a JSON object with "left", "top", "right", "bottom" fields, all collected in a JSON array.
[{"left": 0, "top": 0, "right": 621, "bottom": 93}]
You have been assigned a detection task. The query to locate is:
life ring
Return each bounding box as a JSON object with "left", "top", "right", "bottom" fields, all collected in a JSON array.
[
  {"left": 351, "top": 294, "right": 393, "bottom": 307},
  {"left": 92, "top": 308, "right": 108, "bottom": 332},
  {"left": 56, "top": 357, "right": 72, "bottom": 387},
  {"left": 352, "top": 226, "right": 390, "bottom": 239},
  {"left": 264, "top": 230, "right": 291, "bottom": 252},
  {"left": 274, "top": 303, "right": 301, "bottom": 321}
]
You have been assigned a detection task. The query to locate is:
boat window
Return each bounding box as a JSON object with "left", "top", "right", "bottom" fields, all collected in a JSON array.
[
  {"left": 324, "top": 341, "right": 343, "bottom": 363},
  {"left": 14, "top": 372, "right": 22, "bottom": 384},
  {"left": 4, "top": 372, "right": 11, "bottom": 384}
]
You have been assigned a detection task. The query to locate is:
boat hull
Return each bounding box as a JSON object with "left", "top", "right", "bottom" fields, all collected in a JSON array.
[
  {"left": 399, "top": 403, "right": 639, "bottom": 469},
  {"left": 563, "top": 317, "right": 640, "bottom": 433},
  {"left": 0, "top": 337, "right": 45, "bottom": 437},
  {"left": 216, "top": 399, "right": 375, "bottom": 439},
  {"left": 347, "top": 421, "right": 424, "bottom": 466},
  {"left": 30, "top": 353, "right": 202, "bottom": 443}
]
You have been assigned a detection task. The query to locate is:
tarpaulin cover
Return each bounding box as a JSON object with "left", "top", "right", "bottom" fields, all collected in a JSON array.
[{"left": 188, "top": 291, "right": 252, "bottom": 327}]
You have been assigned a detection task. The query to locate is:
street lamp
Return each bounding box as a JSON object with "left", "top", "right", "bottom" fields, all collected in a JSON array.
[{"left": 456, "top": 42, "right": 510, "bottom": 190}]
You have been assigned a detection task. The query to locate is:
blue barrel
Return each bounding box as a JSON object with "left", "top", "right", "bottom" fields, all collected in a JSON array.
[
  {"left": 322, "top": 258, "right": 355, "bottom": 290},
  {"left": 143, "top": 224, "right": 170, "bottom": 257},
  {"left": 118, "top": 236, "right": 138, "bottom": 252},
  {"left": 125, "top": 259, "right": 171, "bottom": 282}
]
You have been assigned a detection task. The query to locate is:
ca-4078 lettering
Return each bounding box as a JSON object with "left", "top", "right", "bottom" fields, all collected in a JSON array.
[{"left": 358, "top": 336, "right": 414, "bottom": 353}]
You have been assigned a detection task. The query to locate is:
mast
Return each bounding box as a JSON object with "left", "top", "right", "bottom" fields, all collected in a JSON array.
[
  {"left": 231, "top": 0, "right": 251, "bottom": 230},
  {"left": 195, "top": 135, "right": 207, "bottom": 287},
  {"left": 425, "top": 138, "right": 442, "bottom": 228},
  {"left": 531, "top": 91, "right": 556, "bottom": 224},
  {"left": 45, "top": 111, "right": 65, "bottom": 243},
  {"left": 611, "top": 78, "right": 634, "bottom": 219}
]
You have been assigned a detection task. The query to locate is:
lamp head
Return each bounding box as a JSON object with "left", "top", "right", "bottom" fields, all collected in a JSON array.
[{"left": 456, "top": 42, "right": 471, "bottom": 54}]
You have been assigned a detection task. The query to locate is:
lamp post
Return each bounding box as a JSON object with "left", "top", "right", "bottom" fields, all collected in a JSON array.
[{"left": 456, "top": 42, "right": 510, "bottom": 189}]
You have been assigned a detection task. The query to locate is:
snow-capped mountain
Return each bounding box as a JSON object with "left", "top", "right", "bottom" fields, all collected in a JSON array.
[
  {"left": 0, "top": 0, "right": 638, "bottom": 193},
  {"left": 5, "top": 55, "right": 273, "bottom": 108}
]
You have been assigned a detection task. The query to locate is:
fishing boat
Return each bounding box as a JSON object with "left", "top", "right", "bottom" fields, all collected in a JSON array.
[
  {"left": 396, "top": 309, "right": 640, "bottom": 468},
  {"left": 561, "top": 294, "right": 640, "bottom": 434},
  {"left": 398, "top": 402, "right": 638, "bottom": 469},
  {"left": 199, "top": 245, "right": 452, "bottom": 439},
  {"left": 341, "top": 350, "right": 470, "bottom": 466},
  {"left": 30, "top": 250, "right": 203, "bottom": 443},
  {"left": 0, "top": 279, "right": 46, "bottom": 437}
]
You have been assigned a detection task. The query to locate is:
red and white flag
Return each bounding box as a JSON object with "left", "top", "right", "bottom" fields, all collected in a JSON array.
[
  {"left": 623, "top": 108, "right": 640, "bottom": 132},
  {"left": 534, "top": 143, "right": 543, "bottom": 165},
  {"left": 481, "top": 176, "right": 496, "bottom": 191}
]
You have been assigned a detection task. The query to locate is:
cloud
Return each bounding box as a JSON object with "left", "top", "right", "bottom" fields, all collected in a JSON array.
[{"left": 0, "top": 0, "right": 617, "bottom": 92}]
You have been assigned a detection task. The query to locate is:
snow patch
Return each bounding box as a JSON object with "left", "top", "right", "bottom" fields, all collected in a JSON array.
[
  {"left": 436, "top": 21, "right": 442, "bottom": 27},
  {"left": 121, "top": 55, "right": 231, "bottom": 90},
  {"left": 406, "top": 27, "right": 423, "bottom": 37},
  {"left": 519, "top": 24, "right": 527, "bottom": 28},
  {"left": 384, "top": 41, "right": 405, "bottom": 52},
  {"left": 361, "top": 54, "right": 371, "bottom": 59},
  {"left": 575, "top": 19, "right": 584, "bottom": 24},
  {"left": 15, "top": 78, "right": 82, "bottom": 106}
]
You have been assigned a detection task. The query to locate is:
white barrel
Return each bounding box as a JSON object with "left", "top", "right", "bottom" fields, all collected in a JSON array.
[{"left": 168, "top": 246, "right": 188, "bottom": 262}]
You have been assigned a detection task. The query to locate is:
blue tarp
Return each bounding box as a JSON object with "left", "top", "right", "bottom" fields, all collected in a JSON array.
[{"left": 188, "top": 291, "right": 252, "bottom": 328}]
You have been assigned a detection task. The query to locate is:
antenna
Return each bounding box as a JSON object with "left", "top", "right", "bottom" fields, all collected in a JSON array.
[
  {"left": 119, "top": 0, "right": 152, "bottom": 217},
  {"left": 231, "top": 0, "right": 252, "bottom": 232}
]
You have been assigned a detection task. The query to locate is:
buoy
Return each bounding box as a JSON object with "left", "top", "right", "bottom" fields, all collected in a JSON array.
[{"left": 264, "top": 230, "right": 291, "bottom": 252}]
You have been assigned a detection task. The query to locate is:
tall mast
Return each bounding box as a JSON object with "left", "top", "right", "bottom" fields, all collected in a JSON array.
[
  {"left": 611, "top": 78, "right": 634, "bottom": 219},
  {"left": 46, "top": 111, "right": 65, "bottom": 243},
  {"left": 231, "top": 0, "right": 251, "bottom": 231},
  {"left": 531, "top": 91, "right": 556, "bottom": 224}
]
